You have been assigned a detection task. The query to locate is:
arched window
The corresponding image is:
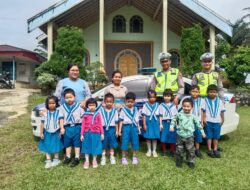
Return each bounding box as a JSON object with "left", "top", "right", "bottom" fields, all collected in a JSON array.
[
  {"left": 112, "top": 15, "right": 126, "bottom": 33},
  {"left": 83, "top": 49, "right": 90, "bottom": 65},
  {"left": 130, "top": 15, "right": 143, "bottom": 33},
  {"left": 169, "top": 49, "right": 180, "bottom": 68}
]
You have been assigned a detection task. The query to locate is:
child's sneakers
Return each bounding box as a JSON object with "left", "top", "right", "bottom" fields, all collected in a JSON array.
[
  {"left": 207, "top": 150, "right": 215, "bottom": 158},
  {"left": 213, "top": 150, "right": 221, "bottom": 158},
  {"left": 110, "top": 156, "right": 116, "bottom": 165},
  {"left": 146, "top": 150, "right": 151, "bottom": 157},
  {"left": 51, "top": 159, "right": 61, "bottom": 167},
  {"left": 63, "top": 156, "right": 71, "bottom": 165},
  {"left": 100, "top": 156, "right": 106, "bottom": 166},
  {"left": 152, "top": 151, "right": 158, "bottom": 158},
  {"left": 92, "top": 161, "right": 98, "bottom": 168},
  {"left": 121, "top": 158, "right": 128, "bottom": 165},
  {"left": 132, "top": 157, "right": 139, "bottom": 165},
  {"left": 83, "top": 161, "right": 89, "bottom": 169},
  {"left": 187, "top": 162, "right": 195, "bottom": 169},
  {"left": 70, "top": 158, "right": 80, "bottom": 167},
  {"left": 195, "top": 149, "right": 203, "bottom": 159},
  {"left": 45, "top": 160, "right": 52, "bottom": 169}
]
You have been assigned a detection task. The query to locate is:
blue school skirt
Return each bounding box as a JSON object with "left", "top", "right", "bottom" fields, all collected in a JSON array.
[
  {"left": 81, "top": 131, "right": 102, "bottom": 155},
  {"left": 121, "top": 124, "right": 139, "bottom": 151},
  {"left": 38, "top": 130, "right": 63, "bottom": 154},
  {"left": 102, "top": 127, "right": 118, "bottom": 149},
  {"left": 143, "top": 116, "right": 160, "bottom": 139},
  {"left": 161, "top": 120, "right": 177, "bottom": 144}
]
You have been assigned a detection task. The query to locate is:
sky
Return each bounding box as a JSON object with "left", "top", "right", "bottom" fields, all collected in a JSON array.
[{"left": 0, "top": 0, "right": 249, "bottom": 51}]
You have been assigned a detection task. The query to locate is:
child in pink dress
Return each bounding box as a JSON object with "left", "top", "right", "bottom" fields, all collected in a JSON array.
[{"left": 81, "top": 98, "right": 104, "bottom": 169}]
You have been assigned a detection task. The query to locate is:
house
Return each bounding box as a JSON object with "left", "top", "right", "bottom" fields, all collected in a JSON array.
[
  {"left": 27, "top": 0, "right": 232, "bottom": 77},
  {"left": 0, "top": 45, "right": 46, "bottom": 86}
]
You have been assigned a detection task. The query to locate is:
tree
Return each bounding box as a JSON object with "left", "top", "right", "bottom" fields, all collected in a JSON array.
[
  {"left": 220, "top": 46, "right": 250, "bottom": 85},
  {"left": 85, "top": 61, "right": 108, "bottom": 90},
  {"left": 35, "top": 26, "right": 86, "bottom": 94},
  {"left": 35, "top": 26, "right": 86, "bottom": 79},
  {"left": 179, "top": 24, "right": 205, "bottom": 77}
]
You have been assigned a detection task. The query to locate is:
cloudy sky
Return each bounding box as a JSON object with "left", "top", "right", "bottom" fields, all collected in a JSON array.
[{"left": 0, "top": 0, "right": 249, "bottom": 51}]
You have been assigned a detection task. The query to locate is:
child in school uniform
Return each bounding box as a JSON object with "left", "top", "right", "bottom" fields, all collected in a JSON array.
[
  {"left": 38, "top": 96, "right": 64, "bottom": 169},
  {"left": 170, "top": 98, "right": 206, "bottom": 169},
  {"left": 100, "top": 93, "right": 119, "bottom": 165},
  {"left": 81, "top": 98, "right": 104, "bottom": 169},
  {"left": 159, "top": 89, "right": 178, "bottom": 157},
  {"left": 142, "top": 90, "right": 160, "bottom": 157},
  {"left": 189, "top": 85, "right": 204, "bottom": 158},
  {"left": 201, "top": 84, "right": 225, "bottom": 158},
  {"left": 119, "top": 92, "right": 141, "bottom": 165},
  {"left": 59, "top": 88, "right": 84, "bottom": 167}
]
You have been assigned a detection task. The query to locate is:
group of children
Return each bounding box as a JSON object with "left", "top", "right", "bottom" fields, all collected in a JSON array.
[{"left": 38, "top": 84, "right": 225, "bottom": 169}]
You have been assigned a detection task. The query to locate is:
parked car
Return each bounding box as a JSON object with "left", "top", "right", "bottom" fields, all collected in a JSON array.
[{"left": 31, "top": 74, "right": 239, "bottom": 137}]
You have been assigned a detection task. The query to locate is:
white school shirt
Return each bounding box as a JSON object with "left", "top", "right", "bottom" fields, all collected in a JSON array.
[
  {"left": 201, "top": 97, "right": 225, "bottom": 123},
  {"left": 159, "top": 102, "right": 178, "bottom": 120},
  {"left": 141, "top": 102, "right": 160, "bottom": 119},
  {"left": 119, "top": 107, "right": 140, "bottom": 125},
  {"left": 59, "top": 102, "right": 84, "bottom": 125},
  {"left": 41, "top": 108, "right": 60, "bottom": 133},
  {"left": 192, "top": 97, "right": 204, "bottom": 122},
  {"left": 99, "top": 107, "right": 119, "bottom": 130}
]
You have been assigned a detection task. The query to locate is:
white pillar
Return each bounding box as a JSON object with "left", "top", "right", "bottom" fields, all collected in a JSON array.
[
  {"left": 162, "top": 0, "right": 168, "bottom": 52},
  {"left": 209, "top": 25, "right": 216, "bottom": 69},
  {"left": 99, "top": 0, "right": 104, "bottom": 65},
  {"left": 47, "top": 22, "right": 53, "bottom": 60}
]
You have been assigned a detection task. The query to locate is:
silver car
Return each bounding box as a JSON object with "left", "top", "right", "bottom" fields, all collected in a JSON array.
[{"left": 31, "top": 75, "right": 239, "bottom": 137}]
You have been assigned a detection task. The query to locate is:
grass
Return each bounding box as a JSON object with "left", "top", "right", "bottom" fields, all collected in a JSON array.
[{"left": 0, "top": 95, "right": 250, "bottom": 190}]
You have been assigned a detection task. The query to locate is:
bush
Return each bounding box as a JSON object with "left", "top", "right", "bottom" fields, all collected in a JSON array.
[{"left": 36, "top": 73, "right": 58, "bottom": 94}]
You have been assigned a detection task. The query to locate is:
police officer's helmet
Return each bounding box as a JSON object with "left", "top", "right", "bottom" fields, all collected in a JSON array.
[
  {"left": 158, "top": 52, "right": 172, "bottom": 62},
  {"left": 200, "top": 52, "right": 214, "bottom": 61}
]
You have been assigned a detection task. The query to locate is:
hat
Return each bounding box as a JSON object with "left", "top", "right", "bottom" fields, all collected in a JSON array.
[
  {"left": 200, "top": 52, "right": 214, "bottom": 61},
  {"left": 158, "top": 52, "right": 172, "bottom": 62}
]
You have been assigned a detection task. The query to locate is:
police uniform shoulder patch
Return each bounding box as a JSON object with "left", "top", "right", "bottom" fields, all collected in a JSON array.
[{"left": 157, "top": 71, "right": 162, "bottom": 77}]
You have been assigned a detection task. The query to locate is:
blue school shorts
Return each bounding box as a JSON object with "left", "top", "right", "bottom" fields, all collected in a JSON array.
[
  {"left": 63, "top": 124, "right": 81, "bottom": 148},
  {"left": 194, "top": 124, "right": 203, "bottom": 143},
  {"left": 205, "top": 122, "right": 221, "bottom": 140},
  {"left": 121, "top": 124, "right": 139, "bottom": 151},
  {"left": 102, "top": 127, "right": 118, "bottom": 149}
]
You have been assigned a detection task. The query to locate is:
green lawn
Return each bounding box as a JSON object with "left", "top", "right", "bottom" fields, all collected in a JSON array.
[{"left": 0, "top": 95, "right": 250, "bottom": 190}]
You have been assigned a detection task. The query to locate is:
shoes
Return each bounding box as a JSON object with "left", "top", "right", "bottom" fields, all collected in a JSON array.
[
  {"left": 132, "top": 157, "right": 138, "bottom": 165},
  {"left": 45, "top": 160, "right": 52, "bottom": 169},
  {"left": 146, "top": 150, "right": 151, "bottom": 157},
  {"left": 207, "top": 150, "right": 215, "bottom": 158},
  {"left": 195, "top": 149, "right": 203, "bottom": 159},
  {"left": 70, "top": 158, "right": 80, "bottom": 167},
  {"left": 152, "top": 151, "right": 158, "bottom": 158},
  {"left": 51, "top": 159, "right": 61, "bottom": 167},
  {"left": 110, "top": 156, "right": 116, "bottom": 165},
  {"left": 63, "top": 157, "right": 71, "bottom": 165},
  {"left": 92, "top": 161, "right": 98, "bottom": 168},
  {"left": 213, "top": 150, "right": 221, "bottom": 158},
  {"left": 162, "top": 152, "right": 167, "bottom": 157},
  {"left": 176, "top": 159, "right": 183, "bottom": 168},
  {"left": 169, "top": 151, "right": 175, "bottom": 157},
  {"left": 100, "top": 156, "right": 106, "bottom": 166},
  {"left": 121, "top": 158, "right": 128, "bottom": 165},
  {"left": 217, "top": 146, "right": 223, "bottom": 152},
  {"left": 187, "top": 162, "right": 195, "bottom": 169},
  {"left": 83, "top": 161, "right": 89, "bottom": 169}
]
